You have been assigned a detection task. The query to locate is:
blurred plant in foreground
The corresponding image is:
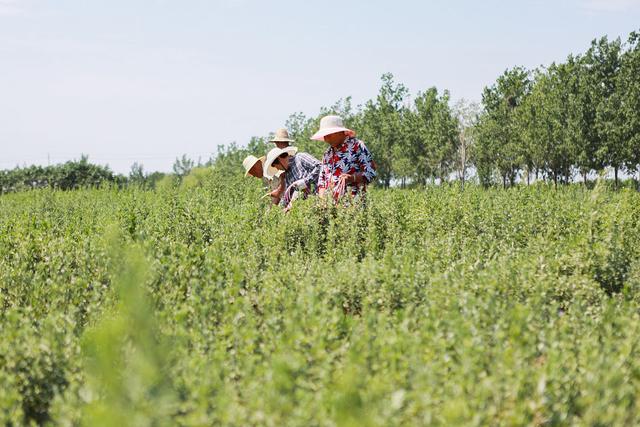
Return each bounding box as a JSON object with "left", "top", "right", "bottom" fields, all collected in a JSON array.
[{"left": 81, "top": 231, "right": 177, "bottom": 427}]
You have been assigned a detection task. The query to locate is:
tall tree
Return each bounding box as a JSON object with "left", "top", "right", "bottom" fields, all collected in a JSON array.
[
  {"left": 172, "top": 155, "right": 195, "bottom": 178},
  {"left": 453, "top": 99, "right": 480, "bottom": 189},
  {"left": 619, "top": 31, "right": 640, "bottom": 185},
  {"left": 359, "top": 73, "right": 409, "bottom": 187},
  {"left": 584, "top": 36, "right": 625, "bottom": 186},
  {"left": 431, "top": 91, "right": 459, "bottom": 184},
  {"left": 518, "top": 63, "right": 578, "bottom": 187},
  {"left": 409, "top": 88, "right": 458, "bottom": 184},
  {"left": 284, "top": 112, "right": 316, "bottom": 156},
  {"left": 475, "top": 67, "right": 532, "bottom": 187},
  {"left": 129, "top": 162, "right": 146, "bottom": 185}
]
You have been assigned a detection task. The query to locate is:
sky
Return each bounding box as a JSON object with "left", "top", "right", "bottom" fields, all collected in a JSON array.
[{"left": 1, "top": 0, "right": 639, "bottom": 174}]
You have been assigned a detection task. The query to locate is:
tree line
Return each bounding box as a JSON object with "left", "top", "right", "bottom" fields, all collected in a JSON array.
[
  {"left": 223, "top": 29, "right": 639, "bottom": 189},
  {"left": 0, "top": 156, "right": 126, "bottom": 194},
  {"left": 476, "top": 31, "right": 640, "bottom": 188},
  {"left": 2, "top": 29, "right": 638, "bottom": 194}
]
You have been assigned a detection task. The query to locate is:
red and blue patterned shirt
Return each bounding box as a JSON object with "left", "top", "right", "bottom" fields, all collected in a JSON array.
[{"left": 318, "top": 137, "right": 376, "bottom": 198}]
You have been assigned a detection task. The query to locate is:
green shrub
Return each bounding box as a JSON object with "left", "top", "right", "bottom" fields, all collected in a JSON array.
[{"left": 2, "top": 179, "right": 640, "bottom": 425}]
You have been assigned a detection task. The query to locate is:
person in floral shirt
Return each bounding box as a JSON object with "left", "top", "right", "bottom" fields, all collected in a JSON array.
[{"left": 312, "top": 115, "right": 376, "bottom": 200}]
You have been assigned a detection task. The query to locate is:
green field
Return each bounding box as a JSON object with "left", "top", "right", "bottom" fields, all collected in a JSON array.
[{"left": 2, "top": 173, "right": 640, "bottom": 426}]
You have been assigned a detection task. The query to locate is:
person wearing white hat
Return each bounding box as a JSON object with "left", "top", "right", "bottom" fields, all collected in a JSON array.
[
  {"left": 269, "top": 128, "right": 295, "bottom": 149},
  {"left": 242, "top": 154, "right": 283, "bottom": 195},
  {"left": 312, "top": 115, "right": 377, "bottom": 201},
  {"left": 263, "top": 146, "right": 320, "bottom": 208}
]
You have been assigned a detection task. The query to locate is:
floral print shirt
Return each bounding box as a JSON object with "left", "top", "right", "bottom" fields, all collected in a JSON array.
[{"left": 318, "top": 137, "right": 376, "bottom": 197}]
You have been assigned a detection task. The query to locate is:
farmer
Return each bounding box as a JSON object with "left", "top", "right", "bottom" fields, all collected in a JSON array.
[
  {"left": 269, "top": 128, "right": 295, "bottom": 149},
  {"left": 242, "top": 154, "right": 283, "bottom": 193},
  {"left": 263, "top": 146, "right": 320, "bottom": 209},
  {"left": 312, "top": 115, "right": 376, "bottom": 201}
]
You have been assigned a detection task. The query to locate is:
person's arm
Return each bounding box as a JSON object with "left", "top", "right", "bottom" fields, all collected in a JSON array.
[
  {"left": 337, "top": 140, "right": 374, "bottom": 187},
  {"left": 270, "top": 172, "right": 286, "bottom": 204},
  {"left": 292, "top": 154, "right": 321, "bottom": 190},
  {"left": 278, "top": 173, "right": 286, "bottom": 195},
  {"left": 317, "top": 152, "right": 329, "bottom": 196},
  {"left": 338, "top": 171, "right": 364, "bottom": 188},
  {"left": 303, "top": 156, "right": 321, "bottom": 188},
  {"left": 317, "top": 167, "right": 328, "bottom": 196},
  {"left": 356, "top": 140, "right": 376, "bottom": 184}
]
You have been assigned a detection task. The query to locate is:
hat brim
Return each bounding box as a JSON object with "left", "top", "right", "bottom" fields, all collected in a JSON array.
[
  {"left": 265, "top": 165, "right": 280, "bottom": 178},
  {"left": 311, "top": 127, "right": 355, "bottom": 141},
  {"left": 269, "top": 138, "right": 295, "bottom": 143},
  {"left": 263, "top": 146, "right": 298, "bottom": 179},
  {"left": 244, "top": 156, "right": 263, "bottom": 177}
]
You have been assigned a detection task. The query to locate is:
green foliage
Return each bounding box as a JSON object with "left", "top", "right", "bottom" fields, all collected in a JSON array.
[
  {"left": 233, "top": 30, "right": 639, "bottom": 189},
  {"left": 0, "top": 155, "right": 123, "bottom": 194},
  {"left": 129, "top": 163, "right": 168, "bottom": 189},
  {"left": 6, "top": 29, "right": 640, "bottom": 193},
  {"left": 129, "top": 162, "right": 146, "bottom": 186},
  {"left": 585, "top": 36, "right": 626, "bottom": 184},
  {"left": 452, "top": 99, "right": 480, "bottom": 188},
  {"left": 475, "top": 30, "right": 640, "bottom": 187},
  {"left": 404, "top": 88, "right": 458, "bottom": 185},
  {"left": 82, "top": 237, "right": 177, "bottom": 426},
  {"left": 517, "top": 63, "right": 576, "bottom": 185},
  {"left": 0, "top": 311, "right": 78, "bottom": 426},
  {"left": 180, "top": 167, "right": 215, "bottom": 191},
  {"left": 358, "top": 73, "right": 409, "bottom": 187},
  {"left": 278, "top": 74, "right": 458, "bottom": 188},
  {"left": 475, "top": 67, "right": 532, "bottom": 187},
  {"left": 619, "top": 31, "right": 640, "bottom": 178},
  {"left": 2, "top": 173, "right": 640, "bottom": 425},
  {"left": 172, "top": 155, "right": 196, "bottom": 179}
]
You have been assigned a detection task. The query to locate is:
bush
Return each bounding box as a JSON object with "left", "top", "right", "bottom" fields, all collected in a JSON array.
[{"left": 2, "top": 178, "right": 640, "bottom": 425}]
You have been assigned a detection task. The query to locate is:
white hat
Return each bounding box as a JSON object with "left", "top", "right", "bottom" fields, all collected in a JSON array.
[
  {"left": 263, "top": 146, "right": 298, "bottom": 178},
  {"left": 270, "top": 128, "right": 295, "bottom": 143},
  {"left": 311, "top": 115, "right": 355, "bottom": 141},
  {"left": 243, "top": 155, "right": 279, "bottom": 178}
]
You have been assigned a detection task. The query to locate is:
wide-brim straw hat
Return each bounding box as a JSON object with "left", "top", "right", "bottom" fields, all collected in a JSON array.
[
  {"left": 243, "top": 155, "right": 280, "bottom": 178},
  {"left": 263, "top": 146, "right": 298, "bottom": 179},
  {"left": 270, "top": 128, "right": 295, "bottom": 143},
  {"left": 311, "top": 115, "right": 355, "bottom": 141}
]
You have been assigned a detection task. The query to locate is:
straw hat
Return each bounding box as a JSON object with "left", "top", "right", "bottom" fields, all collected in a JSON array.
[
  {"left": 243, "top": 155, "right": 279, "bottom": 178},
  {"left": 263, "top": 146, "right": 298, "bottom": 178},
  {"left": 311, "top": 115, "right": 355, "bottom": 141},
  {"left": 270, "top": 128, "right": 295, "bottom": 143}
]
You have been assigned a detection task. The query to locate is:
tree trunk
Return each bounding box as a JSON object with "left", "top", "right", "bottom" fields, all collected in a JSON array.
[
  {"left": 583, "top": 171, "right": 587, "bottom": 186},
  {"left": 614, "top": 166, "right": 619, "bottom": 190}
]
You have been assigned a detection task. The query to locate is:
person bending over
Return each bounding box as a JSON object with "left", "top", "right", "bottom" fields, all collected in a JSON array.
[
  {"left": 242, "top": 154, "right": 282, "bottom": 199},
  {"left": 263, "top": 146, "right": 320, "bottom": 209}
]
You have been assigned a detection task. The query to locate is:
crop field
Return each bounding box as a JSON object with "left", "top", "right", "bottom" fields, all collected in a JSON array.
[{"left": 2, "top": 172, "right": 640, "bottom": 426}]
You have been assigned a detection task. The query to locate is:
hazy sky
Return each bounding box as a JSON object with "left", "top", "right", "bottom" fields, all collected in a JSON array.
[{"left": 1, "top": 0, "right": 639, "bottom": 173}]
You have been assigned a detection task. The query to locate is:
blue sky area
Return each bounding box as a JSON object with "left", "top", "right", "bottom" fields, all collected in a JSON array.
[{"left": 1, "top": 0, "right": 639, "bottom": 173}]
